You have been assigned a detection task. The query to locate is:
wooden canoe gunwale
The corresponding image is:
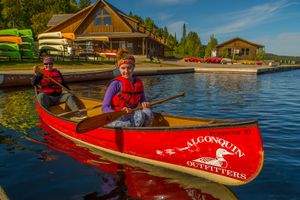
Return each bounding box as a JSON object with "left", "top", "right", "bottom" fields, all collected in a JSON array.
[
  {"left": 43, "top": 98, "right": 259, "bottom": 131},
  {"left": 40, "top": 96, "right": 260, "bottom": 131}
]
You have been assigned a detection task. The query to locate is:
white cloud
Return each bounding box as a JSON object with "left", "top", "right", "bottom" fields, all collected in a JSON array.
[
  {"left": 207, "top": 0, "right": 296, "bottom": 36},
  {"left": 256, "top": 32, "right": 300, "bottom": 56}
]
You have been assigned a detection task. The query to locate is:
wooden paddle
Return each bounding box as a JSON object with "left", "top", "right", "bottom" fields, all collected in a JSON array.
[
  {"left": 58, "top": 104, "right": 102, "bottom": 117},
  {"left": 76, "top": 92, "right": 185, "bottom": 133}
]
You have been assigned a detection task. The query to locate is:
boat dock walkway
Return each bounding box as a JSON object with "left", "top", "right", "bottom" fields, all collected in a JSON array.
[
  {"left": 161, "top": 61, "right": 300, "bottom": 75},
  {"left": 1, "top": 61, "right": 300, "bottom": 88}
]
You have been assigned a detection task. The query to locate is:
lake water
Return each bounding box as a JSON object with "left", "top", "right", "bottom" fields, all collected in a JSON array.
[{"left": 0, "top": 70, "right": 300, "bottom": 200}]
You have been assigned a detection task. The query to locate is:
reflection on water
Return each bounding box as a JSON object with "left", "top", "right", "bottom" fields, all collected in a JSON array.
[
  {"left": 0, "top": 88, "right": 37, "bottom": 133},
  {"left": 1, "top": 71, "right": 300, "bottom": 199},
  {"left": 37, "top": 121, "right": 237, "bottom": 200}
]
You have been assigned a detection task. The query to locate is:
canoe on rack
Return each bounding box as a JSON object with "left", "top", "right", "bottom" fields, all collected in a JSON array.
[
  {"left": 36, "top": 96, "right": 264, "bottom": 186},
  {"left": 19, "top": 29, "right": 33, "bottom": 37},
  {"left": 21, "top": 36, "right": 34, "bottom": 43},
  {"left": 61, "top": 33, "right": 75, "bottom": 39},
  {"left": 20, "top": 43, "right": 34, "bottom": 51},
  {"left": 0, "top": 43, "right": 19, "bottom": 51},
  {"left": 0, "top": 51, "right": 21, "bottom": 59},
  {"left": 0, "top": 28, "right": 19, "bottom": 36},
  {"left": 0, "top": 36, "right": 22, "bottom": 44},
  {"left": 38, "top": 32, "right": 62, "bottom": 40},
  {"left": 39, "top": 38, "right": 69, "bottom": 45},
  {"left": 39, "top": 44, "right": 64, "bottom": 52},
  {"left": 20, "top": 50, "right": 35, "bottom": 57}
]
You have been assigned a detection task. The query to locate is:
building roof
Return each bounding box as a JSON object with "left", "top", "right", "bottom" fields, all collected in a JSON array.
[
  {"left": 47, "top": 14, "right": 74, "bottom": 27},
  {"left": 44, "top": 0, "right": 164, "bottom": 45},
  {"left": 216, "top": 37, "right": 264, "bottom": 48}
]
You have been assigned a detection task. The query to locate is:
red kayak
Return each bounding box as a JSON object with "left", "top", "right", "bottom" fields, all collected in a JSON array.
[{"left": 36, "top": 95, "right": 264, "bottom": 186}]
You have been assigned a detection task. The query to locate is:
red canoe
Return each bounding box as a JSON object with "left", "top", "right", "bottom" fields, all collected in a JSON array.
[
  {"left": 36, "top": 121, "right": 238, "bottom": 200},
  {"left": 36, "top": 97, "right": 264, "bottom": 186}
]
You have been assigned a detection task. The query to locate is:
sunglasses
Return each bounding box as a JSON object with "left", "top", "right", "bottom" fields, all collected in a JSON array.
[{"left": 44, "top": 63, "right": 53, "bottom": 65}]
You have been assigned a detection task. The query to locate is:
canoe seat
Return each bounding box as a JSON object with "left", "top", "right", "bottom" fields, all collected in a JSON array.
[{"left": 48, "top": 103, "right": 70, "bottom": 114}]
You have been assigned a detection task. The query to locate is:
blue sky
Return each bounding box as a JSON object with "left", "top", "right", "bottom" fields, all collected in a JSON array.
[{"left": 102, "top": 0, "right": 300, "bottom": 56}]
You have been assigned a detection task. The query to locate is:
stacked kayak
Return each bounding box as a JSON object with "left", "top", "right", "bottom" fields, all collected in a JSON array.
[
  {"left": 0, "top": 28, "right": 36, "bottom": 60},
  {"left": 19, "top": 29, "right": 35, "bottom": 58},
  {"left": 38, "top": 32, "right": 74, "bottom": 56},
  {"left": 0, "top": 28, "right": 19, "bottom": 36},
  {"left": 0, "top": 29, "right": 21, "bottom": 59}
]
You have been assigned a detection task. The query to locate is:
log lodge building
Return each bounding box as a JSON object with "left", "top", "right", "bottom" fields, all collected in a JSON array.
[
  {"left": 216, "top": 37, "right": 264, "bottom": 60},
  {"left": 45, "top": 0, "right": 168, "bottom": 58}
]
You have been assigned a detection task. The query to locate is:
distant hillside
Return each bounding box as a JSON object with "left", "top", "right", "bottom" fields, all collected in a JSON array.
[{"left": 265, "top": 53, "right": 300, "bottom": 64}]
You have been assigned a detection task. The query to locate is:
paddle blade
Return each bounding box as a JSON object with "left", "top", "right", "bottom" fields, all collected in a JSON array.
[{"left": 76, "top": 111, "right": 125, "bottom": 133}]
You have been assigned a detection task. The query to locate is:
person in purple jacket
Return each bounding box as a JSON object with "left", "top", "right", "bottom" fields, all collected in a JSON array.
[{"left": 102, "top": 49, "right": 153, "bottom": 127}]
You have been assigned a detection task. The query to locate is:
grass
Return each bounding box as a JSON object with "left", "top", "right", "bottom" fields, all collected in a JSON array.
[{"left": 0, "top": 59, "right": 115, "bottom": 71}]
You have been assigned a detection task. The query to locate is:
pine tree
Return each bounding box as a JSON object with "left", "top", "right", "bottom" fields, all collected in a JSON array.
[
  {"left": 181, "top": 23, "right": 186, "bottom": 43},
  {"left": 205, "top": 34, "right": 218, "bottom": 58},
  {"left": 163, "top": 26, "right": 169, "bottom": 42},
  {"left": 144, "top": 17, "right": 154, "bottom": 31},
  {"left": 185, "top": 32, "right": 202, "bottom": 57},
  {"left": 79, "top": 0, "right": 91, "bottom": 9}
]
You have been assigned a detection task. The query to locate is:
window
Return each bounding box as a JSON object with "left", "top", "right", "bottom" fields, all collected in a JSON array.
[
  {"left": 94, "top": 18, "right": 102, "bottom": 26},
  {"left": 103, "top": 8, "right": 110, "bottom": 15},
  {"left": 94, "top": 7, "right": 112, "bottom": 26},
  {"left": 246, "top": 48, "right": 249, "bottom": 55},
  {"left": 103, "top": 17, "right": 112, "bottom": 26},
  {"left": 227, "top": 48, "right": 232, "bottom": 56},
  {"left": 241, "top": 48, "right": 245, "bottom": 55}
]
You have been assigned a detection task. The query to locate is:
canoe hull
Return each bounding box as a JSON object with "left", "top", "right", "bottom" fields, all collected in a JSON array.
[
  {"left": 37, "top": 102, "right": 264, "bottom": 186},
  {"left": 38, "top": 120, "right": 238, "bottom": 199},
  {"left": 39, "top": 44, "right": 64, "bottom": 52},
  {"left": 61, "top": 33, "right": 75, "bottom": 39},
  {"left": 38, "top": 32, "right": 62, "bottom": 39},
  {"left": 39, "top": 38, "right": 69, "bottom": 45},
  {"left": 19, "top": 29, "right": 33, "bottom": 37},
  {"left": 0, "top": 36, "right": 22, "bottom": 44},
  {"left": 0, "top": 43, "right": 19, "bottom": 51},
  {"left": 0, "top": 51, "right": 21, "bottom": 59},
  {"left": 0, "top": 28, "right": 19, "bottom": 36}
]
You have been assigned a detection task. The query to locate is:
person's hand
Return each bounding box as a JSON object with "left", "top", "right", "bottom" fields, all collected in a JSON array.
[
  {"left": 141, "top": 102, "right": 151, "bottom": 109},
  {"left": 122, "top": 107, "right": 132, "bottom": 114},
  {"left": 33, "top": 65, "right": 39, "bottom": 75}
]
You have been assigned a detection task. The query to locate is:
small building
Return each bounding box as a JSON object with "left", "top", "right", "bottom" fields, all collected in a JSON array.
[
  {"left": 45, "top": 0, "right": 168, "bottom": 57},
  {"left": 216, "top": 37, "right": 264, "bottom": 60}
]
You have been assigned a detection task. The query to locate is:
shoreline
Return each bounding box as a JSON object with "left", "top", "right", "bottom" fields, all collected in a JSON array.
[
  {"left": 1, "top": 60, "right": 300, "bottom": 88},
  {"left": 1, "top": 60, "right": 299, "bottom": 74}
]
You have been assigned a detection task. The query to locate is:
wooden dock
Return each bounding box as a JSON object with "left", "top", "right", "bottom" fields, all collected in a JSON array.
[{"left": 1, "top": 61, "right": 300, "bottom": 88}]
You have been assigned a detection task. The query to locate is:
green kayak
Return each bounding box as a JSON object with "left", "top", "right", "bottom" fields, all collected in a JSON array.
[
  {"left": 0, "top": 50, "right": 21, "bottom": 59},
  {"left": 0, "top": 43, "right": 20, "bottom": 51},
  {"left": 0, "top": 28, "right": 19, "bottom": 36},
  {"left": 19, "top": 29, "right": 33, "bottom": 37}
]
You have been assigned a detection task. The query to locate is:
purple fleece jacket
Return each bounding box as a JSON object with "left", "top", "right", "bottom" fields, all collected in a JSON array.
[{"left": 102, "top": 79, "right": 147, "bottom": 113}]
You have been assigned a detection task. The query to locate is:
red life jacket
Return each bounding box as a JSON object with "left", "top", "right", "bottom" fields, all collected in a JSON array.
[
  {"left": 40, "top": 68, "right": 63, "bottom": 95},
  {"left": 111, "top": 76, "right": 144, "bottom": 111}
]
